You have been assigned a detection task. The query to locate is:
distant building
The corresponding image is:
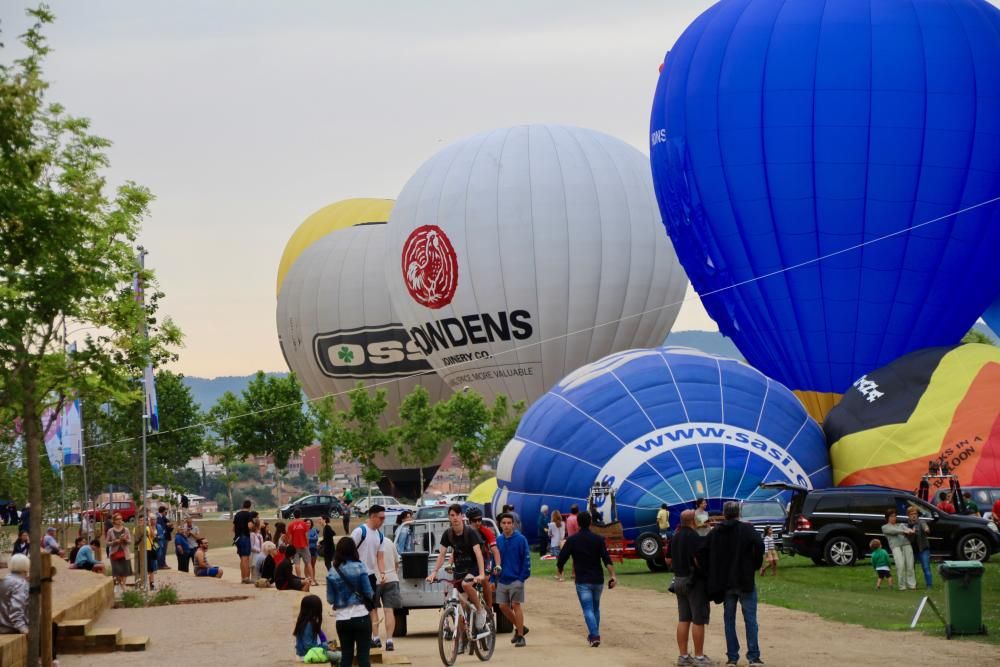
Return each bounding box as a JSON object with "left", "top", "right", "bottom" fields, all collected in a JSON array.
[{"left": 185, "top": 453, "right": 225, "bottom": 476}]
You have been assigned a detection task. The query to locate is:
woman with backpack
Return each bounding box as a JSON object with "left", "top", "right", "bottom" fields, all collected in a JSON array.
[{"left": 327, "top": 537, "right": 375, "bottom": 667}]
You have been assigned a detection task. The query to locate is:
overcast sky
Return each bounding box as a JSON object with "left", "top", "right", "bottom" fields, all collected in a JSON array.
[{"left": 2, "top": 1, "right": 741, "bottom": 377}]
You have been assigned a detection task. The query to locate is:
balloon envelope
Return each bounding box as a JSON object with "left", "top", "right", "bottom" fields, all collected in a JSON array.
[
  {"left": 495, "top": 347, "right": 831, "bottom": 541},
  {"left": 650, "top": 0, "right": 1000, "bottom": 421},
  {"left": 276, "top": 199, "right": 452, "bottom": 493},
  {"left": 385, "top": 124, "right": 689, "bottom": 407},
  {"left": 826, "top": 344, "right": 1000, "bottom": 491}
]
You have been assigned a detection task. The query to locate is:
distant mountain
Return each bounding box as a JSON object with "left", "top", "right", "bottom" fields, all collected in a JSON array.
[
  {"left": 183, "top": 373, "right": 287, "bottom": 411},
  {"left": 664, "top": 330, "right": 742, "bottom": 359},
  {"left": 183, "top": 326, "right": 993, "bottom": 410}
]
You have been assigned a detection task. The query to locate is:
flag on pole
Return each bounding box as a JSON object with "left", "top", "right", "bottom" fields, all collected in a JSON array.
[
  {"left": 134, "top": 252, "right": 160, "bottom": 432},
  {"left": 144, "top": 363, "right": 160, "bottom": 432},
  {"left": 61, "top": 398, "right": 83, "bottom": 466},
  {"left": 41, "top": 407, "right": 63, "bottom": 476}
]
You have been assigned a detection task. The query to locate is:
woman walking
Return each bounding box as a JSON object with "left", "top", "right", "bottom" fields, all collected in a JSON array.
[
  {"left": 327, "top": 536, "right": 374, "bottom": 667},
  {"left": 547, "top": 510, "right": 565, "bottom": 560},
  {"left": 881, "top": 508, "right": 916, "bottom": 590},
  {"left": 106, "top": 513, "right": 132, "bottom": 594}
]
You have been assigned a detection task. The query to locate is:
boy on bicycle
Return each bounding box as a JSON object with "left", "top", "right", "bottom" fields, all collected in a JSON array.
[
  {"left": 427, "top": 503, "right": 488, "bottom": 634},
  {"left": 466, "top": 507, "right": 502, "bottom": 612}
]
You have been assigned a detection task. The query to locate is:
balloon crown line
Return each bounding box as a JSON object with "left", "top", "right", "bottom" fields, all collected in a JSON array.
[{"left": 6, "top": 191, "right": 1000, "bottom": 467}]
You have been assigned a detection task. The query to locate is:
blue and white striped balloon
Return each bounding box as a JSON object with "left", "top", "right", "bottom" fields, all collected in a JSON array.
[{"left": 494, "top": 347, "right": 832, "bottom": 541}]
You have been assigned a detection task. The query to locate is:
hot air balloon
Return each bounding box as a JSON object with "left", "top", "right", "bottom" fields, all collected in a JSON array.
[
  {"left": 493, "top": 347, "right": 832, "bottom": 543},
  {"left": 826, "top": 344, "right": 1000, "bottom": 492},
  {"left": 984, "top": 298, "right": 1000, "bottom": 339},
  {"left": 650, "top": 0, "right": 1000, "bottom": 422},
  {"left": 276, "top": 198, "right": 452, "bottom": 496},
  {"left": 384, "top": 125, "right": 689, "bottom": 407}
]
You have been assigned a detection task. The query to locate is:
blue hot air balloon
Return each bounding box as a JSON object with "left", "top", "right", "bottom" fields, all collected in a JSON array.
[
  {"left": 493, "top": 347, "right": 831, "bottom": 543},
  {"left": 984, "top": 297, "right": 1000, "bottom": 338},
  {"left": 650, "top": 0, "right": 1000, "bottom": 422}
]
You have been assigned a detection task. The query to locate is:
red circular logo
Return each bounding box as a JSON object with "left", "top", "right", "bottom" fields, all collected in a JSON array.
[{"left": 401, "top": 224, "right": 459, "bottom": 309}]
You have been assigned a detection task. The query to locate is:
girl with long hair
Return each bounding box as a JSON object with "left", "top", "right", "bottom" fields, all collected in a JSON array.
[
  {"left": 293, "top": 594, "right": 339, "bottom": 663},
  {"left": 327, "top": 536, "right": 374, "bottom": 667}
]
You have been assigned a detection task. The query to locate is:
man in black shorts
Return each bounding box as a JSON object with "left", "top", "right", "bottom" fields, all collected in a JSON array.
[
  {"left": 427, "top": 503, "right": 488, "bottom": 633},
  {"left": 672, "top": 509, "right": 712, "bottom": 666}
]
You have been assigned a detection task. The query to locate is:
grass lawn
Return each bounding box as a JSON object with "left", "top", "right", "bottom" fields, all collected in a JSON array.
[{"left": 532, "top": 550, "right": 999, "bottom": 645}]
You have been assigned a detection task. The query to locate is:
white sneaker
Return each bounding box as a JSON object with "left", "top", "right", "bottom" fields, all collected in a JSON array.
[{"left": 475, "top": 608, "right": 487, "bottom": 631}]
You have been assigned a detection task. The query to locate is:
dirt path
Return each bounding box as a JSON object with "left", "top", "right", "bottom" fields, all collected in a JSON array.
[{"left": 59, "top": 548, "right": 999, "bottom": 666}]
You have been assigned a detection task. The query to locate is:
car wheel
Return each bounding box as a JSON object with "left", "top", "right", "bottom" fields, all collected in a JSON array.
[
  {"left": 645, "top": 557, "right": 669, "bottom": 572},
  {"left": 957, "top": 533, "right": 991, "bottom": 563},
  {"left": 823, "top": 536, "right": 857, "bottom": 566},
  {"left": 637, "top": 532, "right": 662, "bottom": 560}
]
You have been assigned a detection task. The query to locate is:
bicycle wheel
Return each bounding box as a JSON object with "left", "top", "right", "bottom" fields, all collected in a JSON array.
[
  {"left": 438, "top": 603, "right": 461, "bottom": 666},
  {"left": 473, "top": 611, "right": 496, "bottom": 661}
]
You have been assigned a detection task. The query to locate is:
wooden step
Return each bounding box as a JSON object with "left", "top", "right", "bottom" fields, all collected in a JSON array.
[
  {"left": 58, "top": 627, "right": 122, "bottom": 654},
  {"left": 56, "top": 618, "right": 93, "bottom": 638},
  {"left": 117, "top": 635, "right": 149, "bottom": 652}
]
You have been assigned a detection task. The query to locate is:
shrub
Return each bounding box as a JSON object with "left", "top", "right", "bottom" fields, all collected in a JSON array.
[
  {"left": 119, "top": 590, "right": 146, "bottom": 608},
  {"left": 151, "top": 584, "right": 178, "bottom": 606}
]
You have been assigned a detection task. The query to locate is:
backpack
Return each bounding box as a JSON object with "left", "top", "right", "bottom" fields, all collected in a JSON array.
[{"left": 358, "top": 525, "right": 384, "bottom": 545}]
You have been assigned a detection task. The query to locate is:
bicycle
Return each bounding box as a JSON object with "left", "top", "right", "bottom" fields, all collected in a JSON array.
[{"left": 435, "top": 574, "right": 496, "bottom": 665}]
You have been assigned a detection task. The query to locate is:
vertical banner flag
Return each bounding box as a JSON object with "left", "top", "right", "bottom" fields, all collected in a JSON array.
[
  {"left": 144, "top": 364, "right": 160, "bottom": 432},
  {"left": 61, "top": 399, "right": 83, "bottom": 466},
  {"left": 41, "top": 407, "right": 63, "bottom": 476},
  {"left": 134, "top": 252, "right": 160, "bottom": 433}
]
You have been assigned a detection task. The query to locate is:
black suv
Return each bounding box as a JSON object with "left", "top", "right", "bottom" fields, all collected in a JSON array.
[
  {"left": 762, "top": 482, "right": 1000, "bottom": 566},
  {"left": 278, "top": 494, "right": 347, "bottom": 520}
]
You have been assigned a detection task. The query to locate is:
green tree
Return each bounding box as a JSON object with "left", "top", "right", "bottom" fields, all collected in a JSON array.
[
  {"left": 479, "top": 395, "right": 526, "bottom": 472},
  {"left": 962, "top": 328, "right": 997, "bottom": 346},
  {"left": 206, "top": 390, "right": 243, "bottom": 516},
  {"left": 395, "top": 384, "right": 448, "bottom": 495},
  {"left": 83, "top": 370, "right": 204, "bottom": 498},
  {"left": 0, "top": 10, "right": 180, "bottom": 660},
  {"left": 230, "top": 371, "right": 313, "bottom": 469},
  {"left": 442, "top": 389, "right": 490, "bottom": 486},
  {"left": 315, "top": 383, "right": 394, "bottom": 495}
]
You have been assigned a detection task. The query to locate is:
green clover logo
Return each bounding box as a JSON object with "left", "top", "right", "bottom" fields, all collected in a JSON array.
[{"left": 337, "top": 346, "right": 354, "bottom": 363}]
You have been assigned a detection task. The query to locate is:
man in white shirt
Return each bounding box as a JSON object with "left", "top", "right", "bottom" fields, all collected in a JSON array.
[
  {"left": 376, "top": 536, "right": 402, "bottom": 651},
  {"left": 351, "top": 504, "right": 387, "bottom": 649}
]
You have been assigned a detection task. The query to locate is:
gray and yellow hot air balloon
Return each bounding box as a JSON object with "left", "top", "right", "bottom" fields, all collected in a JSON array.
[{"left": 276, "top": 198, "right": 452, "bottom": 496}]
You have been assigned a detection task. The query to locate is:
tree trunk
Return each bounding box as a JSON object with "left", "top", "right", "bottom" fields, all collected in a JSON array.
[
  {"left": 227, "top": 479, "right": 235, "bottom": 518},
  {"left": 418, "top": 466, "right": 425, "bottom": 499},
  {"left": 24, "top": 395, "right": 44, "bottom": 666}
]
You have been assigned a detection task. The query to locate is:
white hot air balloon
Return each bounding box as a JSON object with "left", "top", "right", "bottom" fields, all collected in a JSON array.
[
  {"left": 276, "top": 199, "right": 452, "bottom": 496},
  {"left": 384, "top": 125, "right": 690, "bottom": 405}
]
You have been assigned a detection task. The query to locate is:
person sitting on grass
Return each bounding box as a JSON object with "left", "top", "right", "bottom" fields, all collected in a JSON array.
[
  {"left": 259, "top": 541, "right": 277, "bottom": 586},
  {"left": 293, "top": 593, "right": 341, "bottom": 663},
  {"left": 869, "top": 539, "right": 893, "bottom": 591},
  {"left": 74, "top": 538, "right": 105, "bottom": 573},
  {"left": 193, "top": 537, "right": 224, "bottom": 578},
  {"left": 275, "top": 543, "right": 311, "bottom": 592}
]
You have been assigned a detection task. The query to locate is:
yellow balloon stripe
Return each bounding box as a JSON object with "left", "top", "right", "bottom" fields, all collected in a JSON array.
[
  {"left": 830, "top": 344, "right": 1000, "bottom": 484},
  {"left": 275, "top": 198, "right": 394, "bottom": 295}
]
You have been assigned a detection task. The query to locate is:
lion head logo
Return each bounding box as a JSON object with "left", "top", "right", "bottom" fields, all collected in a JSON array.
[{"left": 401, "top": 224, "right": 458, "bottom": 309}]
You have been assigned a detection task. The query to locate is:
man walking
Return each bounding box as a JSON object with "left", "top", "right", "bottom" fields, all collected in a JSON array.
[
  {"left": 496, "top": 512, "right": 531, "bottom": 647},
  {"left": 156, "top": 505, "right": 173, "bottom": 569},
  {"left": 556, "top": 511, "right": 617, "bottom": 647},
  {"left": 288, "top": 509, "right": 313, "bottom": 583},
  {"left": 536, "top": 504, "right": 549, "bottom": 557},
  {"left": 233, "top": 499, "right": 254, "bottom": 583},
  {"left": 702, "top": 501, "right": 764, "bottom": 667},
  {"left": 672, "top": 510, "right": 712, "bottom": 666},
  {"left": 353, "top": 504, "right": 388, "bottom": 648}
]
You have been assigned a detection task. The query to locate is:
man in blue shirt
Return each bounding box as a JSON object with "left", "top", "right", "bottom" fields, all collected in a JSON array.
[
  {"left": 74, "top": 538, "right": 105, "bottom": 573},
  {"left": 496, "top": 512, "right": 531, "bottom": 647}
]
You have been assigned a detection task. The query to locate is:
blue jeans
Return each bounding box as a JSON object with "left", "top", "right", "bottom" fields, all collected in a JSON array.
[
  {"left": 916, "top": 549, "right": 933, "bottom": 588},
  {"left": 723, "top": 589, "right": 760, "bottom": 664},
  {"left": 157, "top": 540, "right": 167, "bottom": 567},
  {"left": 575, "top": 583, "right": 603, "bottom": 639}
]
